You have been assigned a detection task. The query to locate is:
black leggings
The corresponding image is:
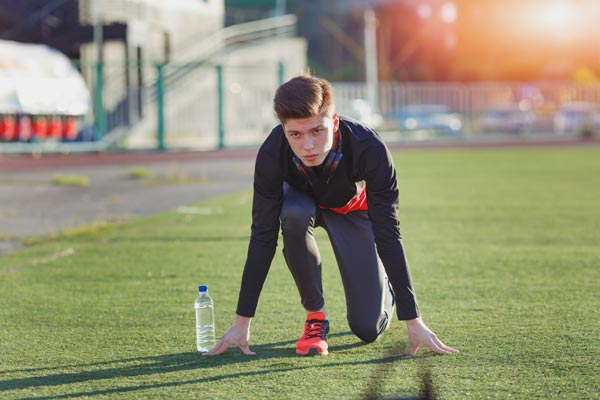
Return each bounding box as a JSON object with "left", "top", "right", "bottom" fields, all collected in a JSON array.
[{"left": 280, "top": 183, "right": 395, "bottom": 343}]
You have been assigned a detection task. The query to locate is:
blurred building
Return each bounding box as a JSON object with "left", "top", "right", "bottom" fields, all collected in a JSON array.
[
  {"left": 0, "top": 0, "right": 307, "bottom": 150},
  {"left": 0, "top": 0, "right": 226, "bottom": 131},
  {"left": 0, "top": 0, "right": 223, "bottom": 60}
]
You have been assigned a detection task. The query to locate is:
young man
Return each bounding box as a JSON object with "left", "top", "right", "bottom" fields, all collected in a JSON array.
[{"left": 207, "top": 75, "right": 458, "bottom": 356}]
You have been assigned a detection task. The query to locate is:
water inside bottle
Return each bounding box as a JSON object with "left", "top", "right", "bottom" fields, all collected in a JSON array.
[{"left": 195, "top": 302, "right": 215, "bottom": 352}]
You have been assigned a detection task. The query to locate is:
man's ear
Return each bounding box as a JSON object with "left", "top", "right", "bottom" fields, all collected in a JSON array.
[{"left": 333, "top": 113, "right": 339, "bottom": 131}]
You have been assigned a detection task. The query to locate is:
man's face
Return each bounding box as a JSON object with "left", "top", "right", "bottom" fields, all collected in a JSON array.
[{"left": 283, "top": 113, "right": 339, "bottom": 167}]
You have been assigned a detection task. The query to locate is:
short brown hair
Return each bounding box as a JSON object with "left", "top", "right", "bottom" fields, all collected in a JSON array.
[{"left": 273, "top": 75, "right": 335, "bottom": 122}]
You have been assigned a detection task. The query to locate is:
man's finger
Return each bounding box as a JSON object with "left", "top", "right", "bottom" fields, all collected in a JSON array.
[
  {"left": 240, "top": 344, "right": 256, "bottom": 356},
  {"left": 205, "top": 339, "right": 229, "bottom": 355},
  {"left": 424, "top": 339, "right": 447, "bottom": 355},
  {"left": 404, "top": 344, "right": 419, "bottom": 356},
  {"left": 424, "top": 338, "right": 459, "bottom": 355},
  {"left": 204, "top": 345, "right": 223, "bottom": 355},
  {"left": 433, "top": 338, "right": 459, "bottom": 354}
]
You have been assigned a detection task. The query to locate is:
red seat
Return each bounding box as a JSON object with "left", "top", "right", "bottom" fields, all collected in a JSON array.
[
  {"left": 64, "top": 117, "right": 78, "bottom": 140},
  {"left": 0, "top": 116, "right": 17, "bottom": 141},
  {"left": 33, "top": 116, "right": 48, "bottom": 139},
  {"left": 49, "top": 117, "right": 62, "bottom": 139}
]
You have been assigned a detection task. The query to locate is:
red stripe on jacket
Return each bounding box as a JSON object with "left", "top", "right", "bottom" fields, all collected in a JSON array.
[{"left": 319, "top": 182, "right": 368, "bottom": 214}]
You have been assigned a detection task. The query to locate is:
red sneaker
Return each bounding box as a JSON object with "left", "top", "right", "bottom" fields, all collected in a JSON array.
[{"left": 296, "top": 311, "right": 330, "bottom": 355}]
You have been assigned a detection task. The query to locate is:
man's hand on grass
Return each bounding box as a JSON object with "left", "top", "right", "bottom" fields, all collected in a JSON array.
[
  {"left": 405, "top": 317, "right": 459, "bottom": 356},
  {"left": 205, "top": 314, "right": 255, "bottom": 356}
]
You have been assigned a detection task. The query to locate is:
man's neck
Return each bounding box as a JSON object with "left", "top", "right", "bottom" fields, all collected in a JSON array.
[{"left": 332, "top": 129, "right": 341, "bottom": 151}]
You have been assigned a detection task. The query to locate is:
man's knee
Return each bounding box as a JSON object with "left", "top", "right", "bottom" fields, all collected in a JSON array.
[
  {"left": 281, "top": 204, "right": 314, "bottom": 237},
  {"left": 348, "top": 312, "right": 390, "bottom": 343},
  {"left": 350, "top": 325, "right": 381, "bottom": 344}
]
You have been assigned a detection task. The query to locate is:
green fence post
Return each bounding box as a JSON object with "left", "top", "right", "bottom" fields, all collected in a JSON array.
[
  {"left": 156, "top": 63, "right": 166, "bottom": 151},
  {"left": 278, "top": 61, "right": 285, "bottom": 86},
  {"left": 216, "top": 64, "right": 224, "bottom": 150},
  {"left": 94, "top": 61, "right": 106, "bottom": 141}
]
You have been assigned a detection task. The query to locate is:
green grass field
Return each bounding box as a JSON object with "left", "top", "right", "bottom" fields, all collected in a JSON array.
[{"left": 1, "top": 147, "right": 599, "bottom": 399}]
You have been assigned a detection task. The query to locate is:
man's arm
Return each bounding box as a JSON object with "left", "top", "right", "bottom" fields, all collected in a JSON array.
[
  {"left": 209, "top": 134, "right": 284, "bottom": 355},
  {"left": 362, "top": 142, "right": 419, "bottom": 320},
  {"left": 362, "top": 140, "right": 458, "bottom": 355},
  {"left": 235, "top": 146, "right": 283, "bottom": 318}
]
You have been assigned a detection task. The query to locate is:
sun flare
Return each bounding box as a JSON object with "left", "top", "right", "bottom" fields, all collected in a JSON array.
[{"left": 538, "top": 2, "right": 578, "bottom": 29}]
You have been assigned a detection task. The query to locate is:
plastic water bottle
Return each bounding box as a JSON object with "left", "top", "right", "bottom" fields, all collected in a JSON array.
[{"left": 195, "top": 285, "right": 216, "bottom": 353}]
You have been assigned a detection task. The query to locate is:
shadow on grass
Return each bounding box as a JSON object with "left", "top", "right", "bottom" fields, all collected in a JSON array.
[
  {"left": 0, "top": 332, "right": 420, "bottom": 399},
  {"left": 0, "top": 333, "right": 352, "bottom": 377}
]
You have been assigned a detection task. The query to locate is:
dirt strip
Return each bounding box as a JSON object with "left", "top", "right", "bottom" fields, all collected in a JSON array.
[
  {"left": 1, "top": 136, "right": 597, "bottom": 173},
  {"left": 1, "top": 137, "right": 597, "bottom": 254}
]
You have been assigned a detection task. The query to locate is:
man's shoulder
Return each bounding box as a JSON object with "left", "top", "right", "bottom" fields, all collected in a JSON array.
[
  {"left": 262, "top": 124, "right": 285, "bottom": 146},
  {"left": 255, "top": 124, "right": 290, "bottom": 174},
  {"left": 258, "top": 125, "right": 286, "bottom": 155},
  {"left": 340, "top": 117, "right": 388, "bottom": 156}
]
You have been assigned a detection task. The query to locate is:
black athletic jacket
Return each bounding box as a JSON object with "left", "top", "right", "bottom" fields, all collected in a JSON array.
[{"left": 236, "top": 117, "right": 420, "bottom": 320}]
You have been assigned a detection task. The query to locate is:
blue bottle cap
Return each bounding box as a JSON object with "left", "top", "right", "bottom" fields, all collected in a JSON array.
[{"left": 198, "top": 285, "right": 208, "bottom": 292}]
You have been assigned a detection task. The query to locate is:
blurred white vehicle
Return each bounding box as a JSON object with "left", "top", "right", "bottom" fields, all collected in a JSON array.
[
  {"left": 345, "top": 98, "right": 383, "bottom": 129},
  {"left": 0, "top": 39, "right": 93, "bottom": 142},
  {"left": 480, "top": 104, "right": 536, "bottom": 134},
  {"left": 554, "top": 101, "right": 600, "bottom": 135},
  {"left": 398, "top": 104, "right": 462, "bottom": 135}
]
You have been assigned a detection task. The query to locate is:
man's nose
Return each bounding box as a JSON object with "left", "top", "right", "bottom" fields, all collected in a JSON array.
[{"left": 303, "top": 135, "right": 314, "bottom": 149}]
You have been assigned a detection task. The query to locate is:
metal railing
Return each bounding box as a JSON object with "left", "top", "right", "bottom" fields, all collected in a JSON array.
[
  {"left": 5, "top": 61, "right": 600, "bottom": 154},
  {"left": 334, "top": 81, "right": 600, "bottom": 139},
  {"left": 150, "top": 15, "right": 297, "bottom": 97},
  {"left": 126, "top": 15, "right": 297, "bottom": 150},
  {"left": 176, "top": 14, "right": 297, "bottom": 65}
]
